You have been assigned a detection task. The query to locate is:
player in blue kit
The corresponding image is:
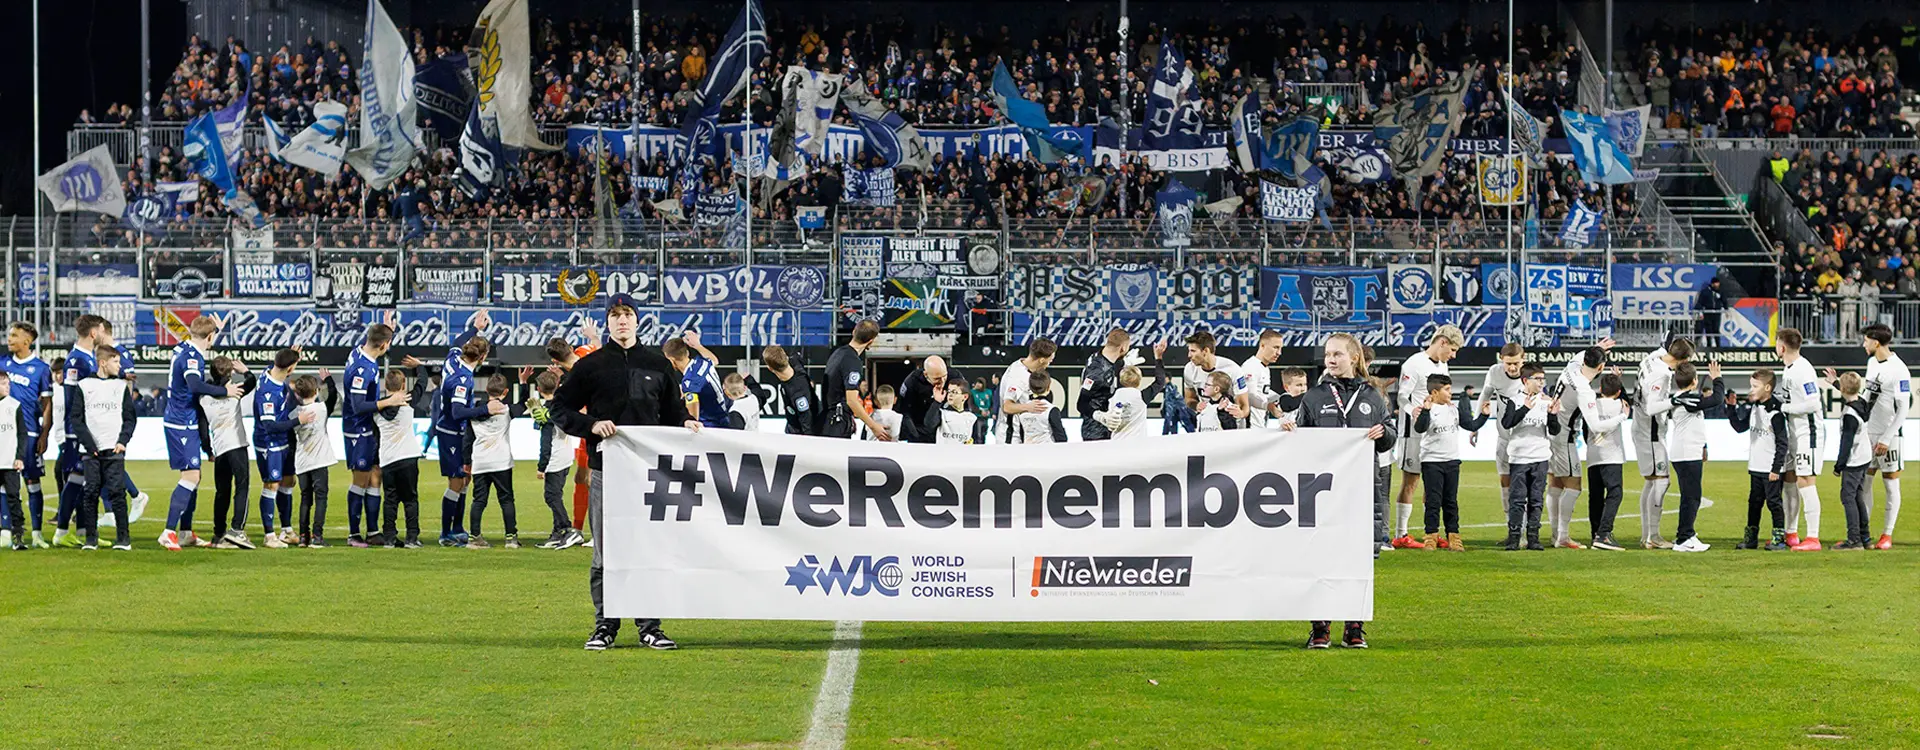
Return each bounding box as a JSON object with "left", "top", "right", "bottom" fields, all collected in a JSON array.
[
  {"left": 252, "top": 347, "right": 304, "bottom": 548},
  {"left": 435, "top": 311, "right": 499, "bottom": 546},
  {"left": 0, "top": 322, "right": 51, "bottom": 550},
  {"left": 158, "top": 315, "right": 244, "bottom": 551},
  {"left": 662, "top": 331, "right": 733, "bottom": 429},
  {"left": 342, "top": 311, "right": 411, "bottom": 547},
  {"left": 50, "top": 316, "right": 148, "bottom": 547}
]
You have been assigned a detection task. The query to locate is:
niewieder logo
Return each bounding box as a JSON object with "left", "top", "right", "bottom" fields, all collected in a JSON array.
[{"left": 1029, "top": 556, "right": 1193, "bottom": 596}]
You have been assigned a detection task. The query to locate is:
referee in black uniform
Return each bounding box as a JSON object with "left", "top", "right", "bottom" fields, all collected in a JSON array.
[
  {"left": 823, "top": 320, "right": 891, "bottom": 440},
  {"left": 550, "top": 294, "right": 699, "bottom": 651}
]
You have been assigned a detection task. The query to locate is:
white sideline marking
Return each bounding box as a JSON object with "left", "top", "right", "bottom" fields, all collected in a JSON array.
[
  {"left": 1461, "top": 498, "right": 1715, "bottom": 528},
  {"left": 802, "top": 620, "right": 864, "bottom": 750}
]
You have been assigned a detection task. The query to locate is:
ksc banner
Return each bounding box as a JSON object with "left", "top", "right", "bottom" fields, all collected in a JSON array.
[
  {"left": 1610, "top": 263, "right": 1714, "bottom": 319},
  {"left": 600, "top": 427, "right": 1374, "bottom": 621},
  {"left": 409, "top": 265, "right": 487, "bottom": 304},
  {"left": 660, "top": 265, "right": 830, "bottom": 309},
  {"left": 492, "top": 266, "right": 657, "bottom": 306},
  {"left": 1257, "top": 266, "right": 1386, "bottom": 331},
  {"left": 1007, "top": 263, "right": 1257, "bottom": 314}
]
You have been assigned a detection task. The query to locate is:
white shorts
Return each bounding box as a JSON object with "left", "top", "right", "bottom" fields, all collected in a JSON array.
[
  {"left": 1493, "top": 426, "right": 1512, "bottom": 476},
  {"left": 1870, "top": 430, "right": 1904, "bottom": 474},
  {"left": 1397, "top": 433, "right": 1423, "bottom": 474},
  {"left": 1632, "top": 415, "right": 1668, "bottom": 476},
  {"left": 1789, "top": 428, "right": 1823, "bottom": 477},
  {"left": 1549, "top": 437, "right": 1581, "bottom": 478}
]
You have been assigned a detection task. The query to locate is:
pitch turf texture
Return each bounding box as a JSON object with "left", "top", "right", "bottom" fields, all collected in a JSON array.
[{"left": 2, "top": 461, "right": 1916, "bottom": 748}]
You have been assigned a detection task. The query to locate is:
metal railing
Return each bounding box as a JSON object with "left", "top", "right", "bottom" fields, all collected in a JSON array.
[
  {"left": 1779, "top": 299, "right": 1920, "bottom": 345},
  {"left": 1689, "top": 137, "right": 1920, "bottom": 155}
]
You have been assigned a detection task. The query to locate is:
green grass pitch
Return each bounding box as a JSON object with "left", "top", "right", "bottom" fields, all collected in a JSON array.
[{"left": 2, "top": 460, "right": 1915, "bottom": 748}]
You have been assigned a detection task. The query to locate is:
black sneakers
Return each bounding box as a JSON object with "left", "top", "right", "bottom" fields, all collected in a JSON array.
[
  {"left": 639, "top": 629, "right": 679, "bottom": 650},
  {"left": 585, "top": 624, "right": 618, "bottom": 651},
  {"left": 1341, "top": 624, "right": 1368, "bottom": 649},
  {"left": 1306, "top": 622, "right": 1332, "bottom": 649}
]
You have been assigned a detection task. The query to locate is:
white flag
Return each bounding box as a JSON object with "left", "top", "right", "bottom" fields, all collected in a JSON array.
[
  {"left": 1602, "top": 104, "right": 1652, "bottom": 158},
  {"left": 37, "top": 145, "right": 127, "bottom": 217},
  {"left": 346, "top": 0, "right": 421, "bottom": 190},
  {"left": 281, "top": 100, "right": 351, "bottom": 177},
  {"left": 793, "top": 69, "right": 841, "bottom": 159},
  {"left": 471, "top": 0, "right": 555, "bottom": 150}
]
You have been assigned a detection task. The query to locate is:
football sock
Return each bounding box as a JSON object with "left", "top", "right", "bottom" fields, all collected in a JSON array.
[{"left": 1883, "top": 478, "right": 1902, "bottom": 536}]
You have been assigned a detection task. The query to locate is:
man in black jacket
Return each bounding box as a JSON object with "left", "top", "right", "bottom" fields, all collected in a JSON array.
[
  {"left": 896, "top": 356, "right": 948, "bottom": 443},
  {"left": 549, "top": 294, "right": 699, "bottom": 652}
]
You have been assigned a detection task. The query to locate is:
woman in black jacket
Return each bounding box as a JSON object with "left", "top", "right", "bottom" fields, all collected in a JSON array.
[{"left": 1292, "top": 332, "right": 1395, "bottom": 650}]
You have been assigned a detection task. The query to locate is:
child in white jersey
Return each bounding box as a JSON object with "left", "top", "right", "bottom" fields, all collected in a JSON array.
[
  {"left": 464, "top": 374, "right": 526, "bottom": 549},
  {"left": 0, "top": 374, "right": 30, "bottom": 549},
  {"left": 1729, "top": 369, "right": 1789, "bottom": 550},
  {"left": 1665, "top": 362, "right": 1717, "bottom": 552},
  {"left": 1009, "top": 372, "right": 1068, "bottom": 443},
  {"left": 1094, "top": 365, "right": 1157, "bottom": 440},
  {"left": 1499, "top": 363, "right": 1560, "bottom": 550},
  {"left": 200, "top": 356, "right": 258, "bottom": 549},
  {"left": 1194, "top": 371, "right": 1243, "bottom": 432},
  {"left": 528, "top": 370, "right": 585, "bottom": 550},
  {"left": 937, "top": 382, "right": 983, "bottom": 444},
  {"left": 290, "top": 372, "right": 338, "bottom": 547},
  {"left": 375, "top": 365, "right": 430, "bottom": 548},
  {"left": 1412, "top": 374, "right": 1490, "bottom": 550},
  {"left": 1832, "top": 373, "right": 1875, "bottom": 550},
  {"left": 866, "top": 385, "right": 900, "bottom": 440},
  {"left": 1583, "top": 374, "right": 1632, "bottom": 550},
  {"left": 724, "top": 374, "right": 763, "bottom": 432},
  {"left": 71, "top": 347, "right": 136, "bottom": 550}
]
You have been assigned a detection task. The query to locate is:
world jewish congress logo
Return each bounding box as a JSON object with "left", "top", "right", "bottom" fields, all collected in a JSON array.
[{"left": 785, "top": 555, "right": 902, "bottom": 597}]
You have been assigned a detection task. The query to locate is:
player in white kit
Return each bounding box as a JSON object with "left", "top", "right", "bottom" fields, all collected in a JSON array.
[
  {"left": 1837, "top": 324, "right": 1908, "bottom": 549},
  {"left": 1774, "top": 329, "right": 1826, "bottom": 550},
  {"left": 1632, "top": 338, "right": 1693, "bottom": 548},
  {"left": 1476, "top": 343, "right": 1528, "bottom": 491},
  {"left": 1393, "top": 326, "right": 1463, "bottom": 549}
]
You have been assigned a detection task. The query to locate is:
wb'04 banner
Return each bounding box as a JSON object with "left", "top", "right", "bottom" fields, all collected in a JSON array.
[
  {"left": 839, "top": 235, "right": 1000, "bottom": 329},
  {"left": 600, "top": 427, "right": 1374, "bottom": 621},
  {"left": 1006, "top": 263, "right": 1258, "bottom": 314},
  {"left": 660, "top": 265, "right": 831, "bottom": 309}
]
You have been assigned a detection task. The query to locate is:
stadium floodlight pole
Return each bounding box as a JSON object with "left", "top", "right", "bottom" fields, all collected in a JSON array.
[
  {"left": 1603, "top": 0, "right": 1614, "bottom": 109},
  {"left": 141, "top": 0, "right": 153, "bottom": 183},
  {"left": 32, "top": 0, "right": 43, "bottom": 335},
  {"left": 1117, "top": 0, "right": 1129, "bottom": 217},
  {"left": 1507, "top": 0, "right": 1516, "bottom": 336}
]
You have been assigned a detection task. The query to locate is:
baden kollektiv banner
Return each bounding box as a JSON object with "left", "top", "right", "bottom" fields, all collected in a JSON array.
[{"left": 601, "top": 427, "right": 1374, "bottom": 621}]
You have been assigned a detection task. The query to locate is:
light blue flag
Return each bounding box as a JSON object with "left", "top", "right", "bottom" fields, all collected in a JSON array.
[
  {"left": 263, "top": 115, "right": 290, "bottom": 164},
  {"left": 1560, "top": 109, "right": 1636, "bottom": 185},
  {"left": 991, "top": 62, "right": 1087, "bottom": 164},
  {"left": 184, "top": 113, "right": 266, "bottom": 228}
]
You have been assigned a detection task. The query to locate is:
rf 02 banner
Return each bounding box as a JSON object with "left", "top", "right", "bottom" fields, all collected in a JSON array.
[{"left": 601, "top": 428, "right": 1374, "bottom": 622}]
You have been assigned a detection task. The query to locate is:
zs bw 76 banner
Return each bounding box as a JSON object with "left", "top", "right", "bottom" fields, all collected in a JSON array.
[{"left": 601, "top": 428, "right": 1375, "bottom": 622}]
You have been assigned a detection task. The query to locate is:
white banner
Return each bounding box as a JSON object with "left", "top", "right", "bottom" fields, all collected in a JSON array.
[
  {"left": 601, "top": 427, "right": 1375, "bottom": 622},
  {"left": 1260, "top": 181, "right": 1318, "bottom": 222},
  {"left": 280, "top": 100, "right": 350, "bottom": 177},
  {"left": 232, "top": 225, "right": 275, "bottom": 249},
  {"left": 37, "top": 145, "right": 127, "bottom": 217},
  {"left": 471, "top": 0, "right": 555, "bottom": 151},
  {"left": 345, "top": 0, "right": 422, "bottom": 189}
]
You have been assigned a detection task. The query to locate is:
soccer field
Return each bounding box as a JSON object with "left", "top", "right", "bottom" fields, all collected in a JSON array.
[{"left": 2, "top": 461, "right": 1916, "bottom": 748}]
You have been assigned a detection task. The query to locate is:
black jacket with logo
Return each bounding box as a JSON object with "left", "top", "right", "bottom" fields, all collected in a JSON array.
[
  {"left": 1295, "top": 375, "right": 1395, "bottom": 455},
  {"left": 550, "top": 340, "right": 690, "bottom": 470}
]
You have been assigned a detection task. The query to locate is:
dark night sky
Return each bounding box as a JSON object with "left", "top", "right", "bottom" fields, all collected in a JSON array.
[{"left": 0, "top": 0, "right": 185, "bottom": 216}]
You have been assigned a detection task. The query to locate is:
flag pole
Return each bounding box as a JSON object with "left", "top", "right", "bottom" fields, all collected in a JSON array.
[
  {"left": 1506, "top": 0, "right": 1517, "bottom": 335},
  {"left": 33, "top": 0, "right": 44, "bottom": 335},
  {"left": 1117, "top": 0, "right": 1129, "bottom": 217},
  {"left": 742, "top": 0, "right": 754, "bottom": 343}
]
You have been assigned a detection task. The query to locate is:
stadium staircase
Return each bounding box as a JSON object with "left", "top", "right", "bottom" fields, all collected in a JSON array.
[{"left": 1641, "top": 142, "right": 1775, "bottom": 265}]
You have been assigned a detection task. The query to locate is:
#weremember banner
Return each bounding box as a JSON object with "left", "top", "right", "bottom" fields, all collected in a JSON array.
[{"left": 601, "top": 427, "right": 1375, "bottom": 622}]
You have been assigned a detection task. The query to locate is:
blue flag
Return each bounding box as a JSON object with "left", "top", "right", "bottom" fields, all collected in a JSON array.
[
  {"left": 1560, "top": 109, "right": 1636, "bottom": 185},
  {"left": 213, "top": 80, "right": 249, "bottom": 171},
  {"left": 841, "top": 82, "right": 932, "bottom": 171},
  {"left": 1559, "top": 200, "right": 1602, "bottom": 247},
  {"left": 1266, "top": 107, "right": 1323, "bottom": 182},
  {"left": 1144, "top": 41, "right": 1204, "bottom": 150},
  {"left": 1230, "top": 91, "right": 1264, "bottom": 172},
  {"left": 990, "top": 62, "right": 1086, "bottom": 163},
  {"left": 458, "top": 103, "right": 506, "bottom": 201},
  {"left": 675, "top": 0, "right": 766, "bottom": 166},
  {"left": 185, "top": 113, "right": 266, "bottom": 228},
  {"left": 414, "top": 52, "right": 475, "bottom": 141},
  {"left": 263, "top": 115, "right": 291, "bottom": 164}
]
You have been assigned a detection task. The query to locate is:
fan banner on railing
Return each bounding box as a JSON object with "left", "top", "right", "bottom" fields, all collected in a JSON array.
[
  {"left": 492, "top": 266, "right": 657, "bottom": 306},
  {"left": 127, "top": 302, "right": 833, "bottom": 349},
  {"left": 313, "top": 253, "right": 401, "bottom": 309},
  {"left": 231, "top": 250, "right": 315, "bottom": 298},
  {"left": 1609, "top": 263, "right": 1717, "bottom": 320},
  {"left": 660, "top": 265, "right": 831, "bottom": 310},
  {"left": 408, "top": 264, "right": 487, "bottom": 304},
  {"left": 1255, "top": 266, "right": 1386, "bottom": 332},
  {"left": 1005, "top": 306, "right": 1543, "bottom": 349},
  {"left": 143, "top": 258, "right": 227, "bottom": 301},
  {"left": 1006, "top": 264, "right": 1257, "bottom": 315},
  {"left": 842, "top": 168, "right": 896, "bottom": 207},
  {"left": 1720, "top": 298, "right": 1779, "bottom": 347},
  {"left": 1525, "top": 264, "right": 1570, "bottom": 329},
  {"left": 839, "top": 235, "right": 1000, "bottom": 330},
  {"left": 1388, "top": 264, "right": 1437, "bottom": 313},
  {"left": 1259, "top": 180, "right": 1318, "bottom": 222}
]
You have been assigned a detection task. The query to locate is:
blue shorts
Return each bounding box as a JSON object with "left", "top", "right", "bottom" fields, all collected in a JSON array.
[
  {"left": 256, "top": 448, "right": 288, "bottom": 484},
  {"left": 436, "top": 430, "right": 468, "bottom": 478},
  {"left": 57, "top": 440, "right": 81, "bottom": 477},
  {"left": 344, "top": 433, "right": 379, "bottom": 472},
  {"left": 21, "top": 433, "right": 45, "bottom": 480},
  {"left": 165, "top": 425, "right": 203, "bottom": 471}
]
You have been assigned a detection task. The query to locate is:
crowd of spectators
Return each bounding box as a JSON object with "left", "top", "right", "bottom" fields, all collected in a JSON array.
[
  {"left": 1625, "top": 20, "right": 1918, "bottom": 138},
  {"left": 1774, "top": 146, "right": 1920, "bottom": 340}
]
